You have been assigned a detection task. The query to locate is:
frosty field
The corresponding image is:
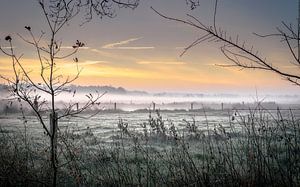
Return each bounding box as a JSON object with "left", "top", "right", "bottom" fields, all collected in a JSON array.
[{"left": 1, "top": 106, "right": 299, "bottom": 143}]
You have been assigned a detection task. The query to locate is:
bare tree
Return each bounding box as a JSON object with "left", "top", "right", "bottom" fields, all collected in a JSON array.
[
  {"left": 152, "top": 0, "right": 300, "bottom": 86},
  {"left": 0, "top": 0, "right": 139, "bottom": 186}
]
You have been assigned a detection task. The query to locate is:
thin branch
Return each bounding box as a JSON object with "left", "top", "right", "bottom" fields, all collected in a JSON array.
[
  {"left": 152, "top": 5, "right": 300, "bottom": 86},
  {"left": 213, "top": 0, "right": 218, "bottom": 34}
]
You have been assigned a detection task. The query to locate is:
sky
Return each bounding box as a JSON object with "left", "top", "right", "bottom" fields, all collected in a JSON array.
[{"left": 0, "top": 0, "right": 299, "bottom": 94}]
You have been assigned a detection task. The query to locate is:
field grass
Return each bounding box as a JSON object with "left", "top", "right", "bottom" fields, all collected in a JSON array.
[{"left": 0, "top": 106, "right": 299, "bottom": 186}]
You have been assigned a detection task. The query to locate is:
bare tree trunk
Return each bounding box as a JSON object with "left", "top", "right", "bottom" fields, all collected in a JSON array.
[{"left": 50, "top": 112, "right": 57, "bottom": 187}]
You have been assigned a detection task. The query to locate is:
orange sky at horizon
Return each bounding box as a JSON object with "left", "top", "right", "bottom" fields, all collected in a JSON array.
[
  {"left": 0, "top": 54, "right": 296, "bottom": 94},
  {"left": 0, "top": 0, "right": 299, "bottom": 94}
]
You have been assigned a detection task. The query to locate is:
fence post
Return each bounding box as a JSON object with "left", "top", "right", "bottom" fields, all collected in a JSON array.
[
  {"left": 152, "top": 102, "right": 156, "bottom": 111},
  {"left": 76, "top": 103, "right": 79, "bottom": 112}
]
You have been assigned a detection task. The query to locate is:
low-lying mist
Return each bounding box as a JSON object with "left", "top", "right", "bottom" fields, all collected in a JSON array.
[{"left": 1, "top": 85, "right": 299, "bottom": 112}]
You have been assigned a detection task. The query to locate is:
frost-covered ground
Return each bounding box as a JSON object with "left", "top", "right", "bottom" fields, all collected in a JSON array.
[
  {"left": 1, "top": 108, "right": 299, "bottom": 143},
  {"left": 1, "top": 105, "right": 300, "bottom": 186}
]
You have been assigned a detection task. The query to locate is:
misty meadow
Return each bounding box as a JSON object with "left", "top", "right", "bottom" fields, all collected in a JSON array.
[{"left": 0, "top": 0, "right": 300, "bottom": 186}]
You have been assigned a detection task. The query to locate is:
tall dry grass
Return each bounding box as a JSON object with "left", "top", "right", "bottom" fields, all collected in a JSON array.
[{"left": 0, "top": 106, "right": 299, "bottom": 186}]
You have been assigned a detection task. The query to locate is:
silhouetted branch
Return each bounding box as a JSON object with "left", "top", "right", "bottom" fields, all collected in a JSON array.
[
  {"left": 46, "top": 0, "right": 139, "bottom": 24},
  {"left": 152, "top": 1, "right": 300, "bottom": 87},
  {"left": 58, "top": 91, "right": 106, "bottom": 119}
]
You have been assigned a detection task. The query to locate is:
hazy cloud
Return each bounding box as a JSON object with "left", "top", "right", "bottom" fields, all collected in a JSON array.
[
  {"left": 1, "top": 46, "right": 16, "bottom": 49},
  {"left": 60, "top": 46, "right": 90, "bottom": 49},
  {"left": 91, "top": 48, "right": 140, "bottom": 62},
  {"left": 63, "top": 60, "right": 108, "bottom": 67},
  {"left": 102, "top": 37, "right": 154, "bottom": 50},
  {"left": 79, "top": 60, "right": 108, "bottom": 65},
  {"left": 136, "top": 60, "right": 186, "bottom": 65}
]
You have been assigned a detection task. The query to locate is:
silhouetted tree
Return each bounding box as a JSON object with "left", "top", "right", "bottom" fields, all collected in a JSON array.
[
  {"left": 0, "top": 0, "right": 139, "bottom": 186},
  {"left": 153, "top": 0, "right": 300, "bottom": 86}
]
